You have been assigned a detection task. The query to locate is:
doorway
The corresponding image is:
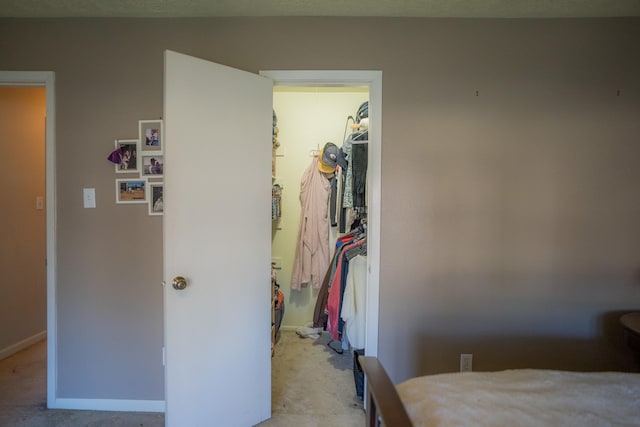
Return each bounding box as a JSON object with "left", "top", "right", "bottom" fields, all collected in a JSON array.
[
  {"left": 268, "top": 83, "right": 372, "bottom": 423},
  {"left": 262, "top": 70, "right": 381, "bottom": 357},
  {"left": 0, "top": 71, "right": 56, "bottom": 408},
  {"left": 264, "top": 70, "right": 382, "bottom": 422},
  {"left": 0, "top": 86, "right": 47, "bottom": 357},
  {"left": 163, "top": 56, "right": 381, "bottom": 426},
  {"left": 270, "top": 85, "right": 369, "bottom": 330}
]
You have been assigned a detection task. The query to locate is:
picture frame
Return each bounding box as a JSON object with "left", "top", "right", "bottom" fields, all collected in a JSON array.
[
  {"left": 115, "top": 179, "right": 147, "bottom": 204},
  {"left": 141, "top": 154, "right": 164, "bottom": 178},
  {"left": 148, "top": 182, "right": 164, "bottom": 216},
  {"left": 114, "top": 139, "right": 140, "bottom": 174},
  {"left": 139, "top": 119, "right": 163, "bottom": 153}
]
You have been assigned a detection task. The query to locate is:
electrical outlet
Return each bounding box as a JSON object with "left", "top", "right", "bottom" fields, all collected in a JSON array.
[{"left": 460, "top": 354, "right": 473, "bottom": 372}]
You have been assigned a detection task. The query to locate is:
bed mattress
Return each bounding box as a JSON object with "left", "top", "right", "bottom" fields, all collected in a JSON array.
[{"left": 396, "top": 369, "right": 640, "bottom": 427}]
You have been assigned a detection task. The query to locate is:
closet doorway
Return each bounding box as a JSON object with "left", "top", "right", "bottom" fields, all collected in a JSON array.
[
  {"left": 271, "top": 86, "right": 369, "bottom": 330},
  {"left": 265, "top": 72, "right": 381, "bottom": 420},
  {"left": 263, "top": 70, "right": 382, "bottom": 360}
]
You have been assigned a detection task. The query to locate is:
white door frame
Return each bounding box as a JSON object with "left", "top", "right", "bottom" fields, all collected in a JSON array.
[
  {"left": 260, "top": 70, "right": 382, "bottom": 356},
  {"left": 0, "top": 71, "right": 57, "bottom": 407}
]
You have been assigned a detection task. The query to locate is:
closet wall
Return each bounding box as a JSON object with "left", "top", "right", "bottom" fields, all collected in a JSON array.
[{"left": 272, "top": 87, "right": 369, "bottom": 328}]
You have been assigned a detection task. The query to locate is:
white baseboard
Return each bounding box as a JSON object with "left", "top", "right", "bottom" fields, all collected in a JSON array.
[
  {"left": 51, "top": 398, "right": 165, "bottom": 413},
  {"left": 0, "top": 330, "right": 47, "bottom": 361}
]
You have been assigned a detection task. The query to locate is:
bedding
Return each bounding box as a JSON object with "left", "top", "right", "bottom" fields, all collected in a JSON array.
[
  {"left": 358, "top": 356, "right": 640, "bottom": 427},
  {"left": 397, "top": 369, "right": 640, "bottom": 426}
]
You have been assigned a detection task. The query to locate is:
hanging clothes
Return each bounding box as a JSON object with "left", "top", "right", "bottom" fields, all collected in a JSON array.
[
  {"left": 291, "top": 156, "right": 331, "bottom": 290},
  {"left": 342, "top": 136, "right": 354, "bottom": 210},
  {"left": 329, "top": 176, "right": 338, "bottom": 227},
  {"left": 341, "top": 254, "right": 367, "bottom": 350},
  {"left": 312, "top": 231, "right": 358, "bottom": 328},
  {"left": 312, "top": 250, "right": 337, "bottom": 329},
  {"left": 338, "top": 130, "right": 368, "bottom": 230},
  {"left": 272, "top": 184, "right": 282, "bottom": 220},
  {"left": 326, "top": 235, "right": 366, "bottom": 340},
  {"left": 352, "top": 142, "right": 368, "bottom": 208}
]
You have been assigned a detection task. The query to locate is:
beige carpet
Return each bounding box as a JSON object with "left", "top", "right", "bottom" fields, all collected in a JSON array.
[
  {"left": 257, "top": 330, "right": 365, "bottom": 426},
  {"left": 0, "top": 332, "right": 364, "bottom": 426},
  {"left": 0, "top": 339, "right": 165, "bottom": 426}
]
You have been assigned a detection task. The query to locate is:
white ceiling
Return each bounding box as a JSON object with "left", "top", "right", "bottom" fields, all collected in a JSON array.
[{"left": 1, "top": 0, "right": 639, "bottom": 18}]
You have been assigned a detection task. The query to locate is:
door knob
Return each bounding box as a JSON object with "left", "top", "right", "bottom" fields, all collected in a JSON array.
[{"left": 172, "top": 276, "right": 188, "bottom": 290}]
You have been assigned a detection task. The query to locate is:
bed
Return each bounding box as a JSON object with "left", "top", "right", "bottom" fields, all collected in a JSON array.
[{"left": 357, "top": 356, "right": 640, "bottom": 427}]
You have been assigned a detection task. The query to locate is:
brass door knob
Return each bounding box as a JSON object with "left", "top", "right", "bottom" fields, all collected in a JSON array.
[{"left": 172, "top": 276, "right": 187, "bottom": 290}]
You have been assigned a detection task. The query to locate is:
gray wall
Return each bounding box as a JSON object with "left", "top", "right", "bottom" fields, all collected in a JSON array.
[
  {"left": 0, "top": 87, "right": 47, "bottom": 355},
  {"left": 1, "top": 17, "right": 639, "bottom": 399}
]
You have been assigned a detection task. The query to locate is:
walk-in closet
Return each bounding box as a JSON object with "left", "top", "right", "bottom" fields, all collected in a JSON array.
[{"left": 269, "top": 85, "right": 370, "bottom": 413}]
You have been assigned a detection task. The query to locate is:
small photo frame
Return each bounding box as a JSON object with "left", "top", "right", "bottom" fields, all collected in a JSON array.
[
  {"left": 139, "top": 119, "right": 163, "bottom": 153},
  {"left": 141, "top": 154, "right": 164, "bottom": 178},
  {"left": 115, "top": 179, "right": 147, "bottom": 204},
  {"left": 114, "top": 139, "right": 140, "bottom": 174},
  {"left": 148, "top": 182, "right": 164, "bottom": 216}
]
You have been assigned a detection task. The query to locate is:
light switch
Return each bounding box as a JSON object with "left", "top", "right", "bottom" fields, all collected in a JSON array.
[
  {"left": 83, "top": 188, "right": 96, "bottom": 208},
  {"left": 36, "top": 196, "right": 44, "bottom": 210}
]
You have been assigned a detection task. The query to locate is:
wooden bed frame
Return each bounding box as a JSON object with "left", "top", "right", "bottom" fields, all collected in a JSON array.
[
  {"left": 359, "top": 353, "right": 640, "bottom": 427},
  {"left": 358, "top": 355, "right": 413, "bottom": 427}
]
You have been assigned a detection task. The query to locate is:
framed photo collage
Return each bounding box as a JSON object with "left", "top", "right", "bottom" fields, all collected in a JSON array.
[{"left": 114, "top": 119, "right": 164, "bottom": 216}]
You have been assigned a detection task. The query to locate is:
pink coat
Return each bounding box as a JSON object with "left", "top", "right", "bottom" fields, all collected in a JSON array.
[{"left": 291, "top": 158, "right": 330, "bottom": 290}]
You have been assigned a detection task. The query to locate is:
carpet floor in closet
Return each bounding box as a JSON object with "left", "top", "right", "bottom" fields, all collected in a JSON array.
[{"left": 0, "top": 331, "right": 364, "bottom": 426}]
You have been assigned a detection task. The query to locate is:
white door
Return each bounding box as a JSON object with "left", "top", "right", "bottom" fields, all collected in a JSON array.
[{"left": 163, "top": 51, "right": 273, "bottom": 427}]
